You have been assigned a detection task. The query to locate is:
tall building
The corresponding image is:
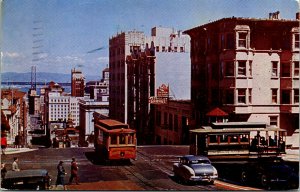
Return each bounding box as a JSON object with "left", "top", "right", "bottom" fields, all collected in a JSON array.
[
  {"left": 71, "top": 68, "right": 85, "bottom": 97},
  {"left": 78, "top": 99, "right": 109, "bottom": 145},
  {"left": 184, "top": 12, "right": 299, "bottom": 138},
  {"left": 109, "top": 27, "right": 190, "bottom": 143},
  {"left": 1, "top": 89, "right": 27, "bottom": 145},
  {"left": 85, "top": 67, "right": 109, "bottom": 102}
]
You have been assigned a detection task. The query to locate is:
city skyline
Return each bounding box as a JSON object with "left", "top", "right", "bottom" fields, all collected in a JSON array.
[{"left": 2, "top": 0, "right": 299, "bottom": 76}]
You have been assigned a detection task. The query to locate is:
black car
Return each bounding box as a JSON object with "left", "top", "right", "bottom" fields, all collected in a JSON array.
[
  {"left": 240, "top": 157, "right": 299, "bottom": 189},
  {"left": 2, "top": 169, "right": 51, "bottom": 190}
]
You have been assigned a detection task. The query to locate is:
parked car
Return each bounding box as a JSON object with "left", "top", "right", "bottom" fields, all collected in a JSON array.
[
  {"left": 240, "top": 157, "right": 299, "bottom": 189},
  {"left": 173, "top": 155, "right": 218, "bottom": 184},
  {"left": 1, "top": 169, "right": 51, "bottom": 190}
]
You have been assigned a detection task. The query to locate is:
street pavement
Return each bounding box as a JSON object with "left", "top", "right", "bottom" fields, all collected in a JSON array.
[{"left": 1, "top": 146, "right": 299, "bottom": 191}]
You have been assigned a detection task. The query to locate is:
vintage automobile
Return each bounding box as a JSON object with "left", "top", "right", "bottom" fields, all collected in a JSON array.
[
  {"left": 240, "top": 157, "right": 299, "bottom": 189},
  {"left": 173, "top": 155, "right": 218, "bottom": 184},
  {"left": 1, "top": 169, "right": 51, "bottom": 190}
]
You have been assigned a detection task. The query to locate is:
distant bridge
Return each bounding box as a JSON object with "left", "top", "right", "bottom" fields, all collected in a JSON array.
[{"left": 1, "top": 82, "right": 71, "bottom": 86}]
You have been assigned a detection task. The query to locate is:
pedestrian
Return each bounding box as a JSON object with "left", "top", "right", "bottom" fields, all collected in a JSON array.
[
  {"left": 12, "top": 157, "right": 20, "bottom": 171},
  {"left": 56, "top": 161, "right": 67, "bottom": 190},
  {"left": 14, "top": 135, "right": 19, "bottom": 148},
  {"left": 1, "top": 163, "right": 7, "bottom": 179},
  {"left": 68, "top": 157, "right": 79, "bottom": 185},
  {"left": 1, "top": 136, "right": 7, "bottom": 155}
]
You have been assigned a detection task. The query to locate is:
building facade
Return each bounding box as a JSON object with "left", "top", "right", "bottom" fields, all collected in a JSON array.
[
  {"left": 78, "top": 99, "right": 109, "bottom": 145},
  {"left": 109, "top": 27, "right": 190, "bottom": 144},
  {"left": 185, "top": 13, "right": 299, "bottom": 137},
  {"left": 154, "top": 100, "right": 192, "bottom": 145},
  {"left": 71, "top": 68, "right": 85, "bottom": 97},
  {"left": 1, "top": 89, "right": 27, "bottom": 145},
  {"left": 85, "top": 67, "right": 109, "bottom": 102}
]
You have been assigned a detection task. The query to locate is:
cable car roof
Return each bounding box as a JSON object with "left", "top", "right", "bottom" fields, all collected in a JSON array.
[{"left": 190, "top": 127, "right": 286, "bottom": 133}]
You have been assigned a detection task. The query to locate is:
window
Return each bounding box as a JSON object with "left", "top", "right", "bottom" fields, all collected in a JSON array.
[
  {"left": 238, "top": 32, "right": 247, "bottom": 48},
  {"left": 221, "top": 34, "right": 225, "bottom": 50},
  {"left": 294, "top": 89, "right": 299, "bottom": 104},
  {"left": 225, "top": 89, "right": 234, "bottom": 104},
  {"left": 226, "top": 33, "right": 234, "bottom": 49},
  {"left": 248, "top": 89, "right": 252, "bottom": 104},
  {"left": 249, "top": 61, "right": 252, "bottom": 76},
  {"left": 269, "top": 116, "right": 278, "bottom": 127},
  {"left": 238, "top": 61, "right": 246, "bottom": 76},
  {"left": 180, "top": 47, "right": 184, "bottom": 52},
  {"left": 281, "top": 62, "right": 290, "bottom": 77},
  {"left": 110, "top": 135, "right": 117, "bottom": 144},
  {"left": 169, "top": 114, "right": 173, "bottom": 130},
  {"left": 156, "top": 46, "right": 159, "bottom": 52},
  {"left": 156, "top": 111, "right": 161, "bottom": 126},
  {"left": 294, "top": 61, "right": 299, "bottom": 77},
  {"left": 272, "top": 61, "right": 278, "bottom": 77},
  {"left": 272, "top": 89, "right": 278, "bottom": 104},
  {"left": 174, "top": 47, "right": 177, "bottom": 52},
  {"left": 295, "top": 34, "right": 299, "bottom": 49},
  {"left": 225, "top": 61, "right": 234, "bottom": 76},
  {"left": 162, "top": 46, "right": 166, "bottom": 52},
  {"left": 163, "top": 112, "right": 168, "bottom": 127},
  {"left": 281, "top": 90, "right": 290, "bottom": 104},
  {"left": 174, "top": 115, "right": 178, "bottom": 132},
  {"left": 237, "top": 89, "right": 246, "bottom": 104}
]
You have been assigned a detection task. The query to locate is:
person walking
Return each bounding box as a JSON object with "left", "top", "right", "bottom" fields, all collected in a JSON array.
[
  {"left": 1, "top": 163, "right": 7, "bottom": 185},
  {"left": 1, "top": 136, "right": 7, "bottom": 155},
  {"left": 12, "top": 157, "right": 20, "bottom": 171},
  {"left": 56, "top": 161, "right": 67, "bottom": 190},
  {"left": 68, "top": 157, "right": 79, "bottom": 185}
]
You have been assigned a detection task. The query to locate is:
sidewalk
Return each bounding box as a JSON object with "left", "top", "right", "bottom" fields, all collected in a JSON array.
[
  {"left": 1, "top": 147, "right": 37, "bottom": 155},
  {"left": 282, "top": 148, "right": 299, "bottom": 162}
]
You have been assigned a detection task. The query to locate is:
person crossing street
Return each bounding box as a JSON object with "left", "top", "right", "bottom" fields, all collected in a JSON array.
[{"left": 68, "top": 157, "right": 79, "bottom": 185}]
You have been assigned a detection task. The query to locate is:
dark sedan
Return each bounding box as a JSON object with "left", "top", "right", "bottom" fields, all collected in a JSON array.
[
  {"left": 2, "top": 169, "right": 51, "bottom": 190},
  {"left": 240, "top": 157, "right": 299, "bottom": 189}
]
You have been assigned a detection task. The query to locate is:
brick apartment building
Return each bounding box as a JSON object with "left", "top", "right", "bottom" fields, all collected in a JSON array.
[{"left": 184, "top": 12, "right": 299, "bottom": 137}]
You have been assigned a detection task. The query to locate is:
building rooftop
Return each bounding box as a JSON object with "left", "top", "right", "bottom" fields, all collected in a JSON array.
[
  {"left": 184, "top": 16, "right": 299, "bottom": 34},
  {"left": 206, "top": 107, "right": 228, "bottom": 117}
]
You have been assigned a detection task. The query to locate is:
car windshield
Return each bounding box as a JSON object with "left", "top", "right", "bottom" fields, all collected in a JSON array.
[{"left": 190, "top": 160, "right": 210, "bottom": 164}]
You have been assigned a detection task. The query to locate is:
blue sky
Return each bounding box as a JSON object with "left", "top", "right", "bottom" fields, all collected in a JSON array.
[{"left": 1, "top": 0, "right": 299, "bottom": 77}]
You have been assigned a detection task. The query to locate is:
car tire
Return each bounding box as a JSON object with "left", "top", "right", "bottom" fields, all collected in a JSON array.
[
  {"left": 209, "top": 180, "right": 214, "bottom": 185},
  {"left": 240, "top": 171, "right": 248, "bottom": 184},
  {"left": 260, "top": 174, "right": 270, "bottom": 189}
]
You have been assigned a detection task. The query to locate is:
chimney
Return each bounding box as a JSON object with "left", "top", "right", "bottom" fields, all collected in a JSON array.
[
  {"left": 296, "top": 12, "right": 300, "bottom": 20},
  {"left": 269, "top": 11, "right": 280, "bottom": 20}
]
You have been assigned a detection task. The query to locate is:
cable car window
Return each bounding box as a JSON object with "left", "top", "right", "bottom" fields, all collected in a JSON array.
[
  {"left": 120, "top": 135, "right": 126, "bottom": 144},
  {"left": 110, "top": 135, "right": 117, "bottom": 144},
  {"left": 128, "top": 134, "right": 133, "bottom": 144}
]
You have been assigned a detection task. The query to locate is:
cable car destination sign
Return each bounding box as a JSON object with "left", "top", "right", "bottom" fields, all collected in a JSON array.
[{"left": 149, "top": 84, "right": 169, "bottom": 104}]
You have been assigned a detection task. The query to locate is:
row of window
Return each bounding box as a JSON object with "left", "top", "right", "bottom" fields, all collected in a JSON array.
[
  {"left": 155, "top": 111, "right": 189, "bottom": 132},
  {"left": 194, "top": 31, "right": 299, "bottom": 52},
  {"left": 155, "top": 46, "right": 185, "bottom": 53},
  {"left": 221, "top": 61, "right": 299, "bottom": 78},
  {"left": 224, "top": 88, "right": 299, "bottom": 104},
  {"left": 50, "top": 99, "right": 69, "bottom": 103}
]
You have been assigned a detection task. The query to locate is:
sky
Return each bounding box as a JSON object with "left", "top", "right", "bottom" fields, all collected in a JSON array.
[{"left": 1, "top": 0, "right": 299, "bottom": 77}]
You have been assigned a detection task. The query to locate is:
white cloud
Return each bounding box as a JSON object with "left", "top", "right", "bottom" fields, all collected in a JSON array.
[
  {"left": 53, "top": 55, "right": 85, "bottom": 64},
  {"left": 97, "top": 56, "right": 109, "bottom": 63},
  {"left": 3, "top": 52, "right": 24, "bottom": 58}
]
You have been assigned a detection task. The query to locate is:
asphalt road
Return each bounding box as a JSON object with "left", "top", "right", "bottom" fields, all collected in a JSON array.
[
  {"left": 3, "top": 145, "right": 296, "bottom": 190},
  {"left": 1, "top": 146, "right": 222, "bottom": 190}
]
